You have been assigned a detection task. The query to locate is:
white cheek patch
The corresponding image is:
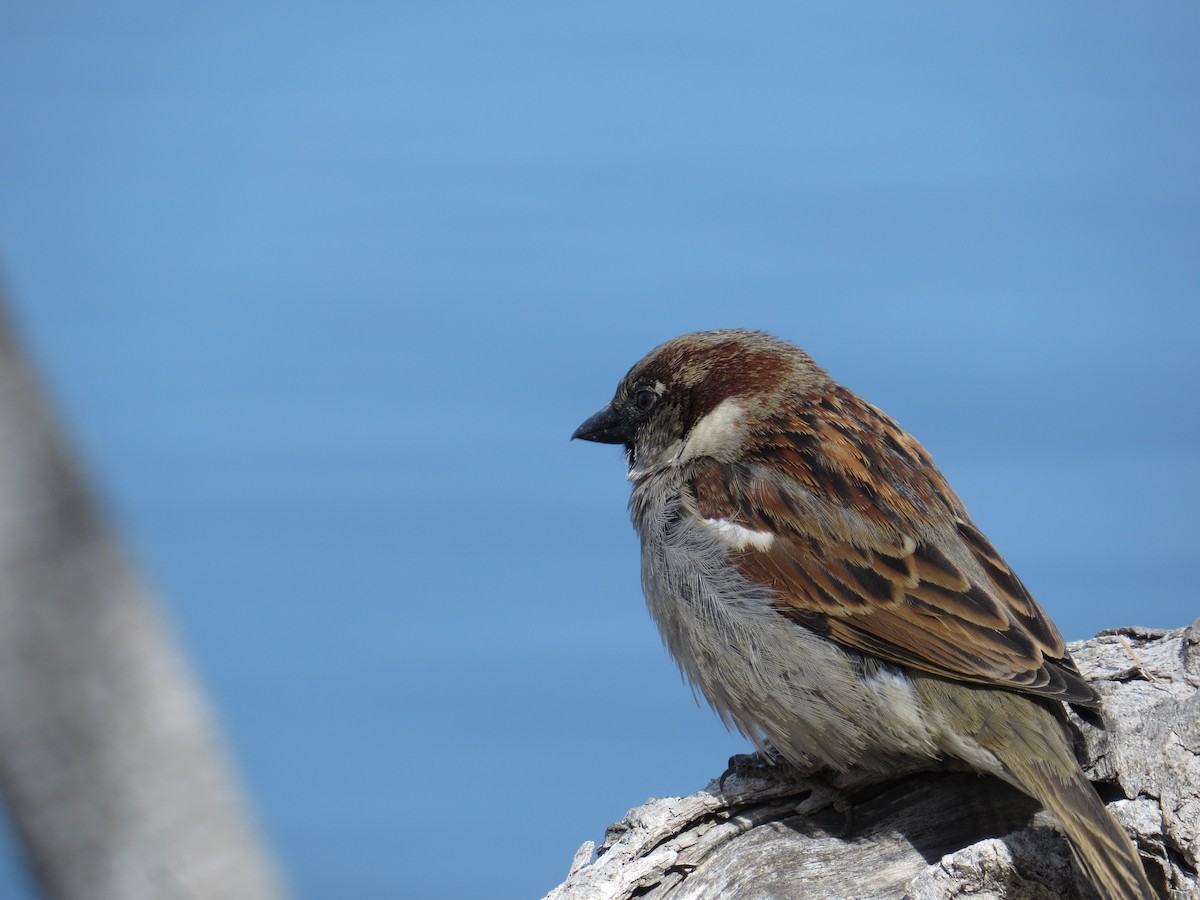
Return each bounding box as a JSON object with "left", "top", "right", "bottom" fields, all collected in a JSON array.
[
  {"left": 679, "top": 397, "right": 745, "bottom": 462},
  {"left": 704, "top": 518, "right": 776, "bottom": 551}
]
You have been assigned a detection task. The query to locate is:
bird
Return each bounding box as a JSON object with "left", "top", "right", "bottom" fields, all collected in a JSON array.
[{"left": 572, "top": 329, "right": 1154, "bottom": 900}]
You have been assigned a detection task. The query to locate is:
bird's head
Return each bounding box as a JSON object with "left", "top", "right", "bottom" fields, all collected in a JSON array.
[{"left": 572, "top": 329, "right": 829, "bottom": 480}]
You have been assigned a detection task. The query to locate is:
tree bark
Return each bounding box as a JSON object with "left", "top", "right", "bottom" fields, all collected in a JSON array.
[
  {"left": 0, "top": 305, "right": 285, "bottom": 899},
  {"left": 545, "top": 621, "right": 1200, "bottom": 899}
]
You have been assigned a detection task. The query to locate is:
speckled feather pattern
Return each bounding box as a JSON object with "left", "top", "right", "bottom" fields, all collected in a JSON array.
[{"left": 684, "top": 384, "right": 1095, "bottom": 705}]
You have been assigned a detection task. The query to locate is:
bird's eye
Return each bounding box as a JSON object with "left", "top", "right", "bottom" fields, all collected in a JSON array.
[{"left": 634, "top": 388, "right": 659, "bottom": 412}]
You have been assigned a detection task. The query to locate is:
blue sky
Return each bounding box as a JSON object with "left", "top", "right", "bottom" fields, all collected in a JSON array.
[{"left": 1, "top": 4, "right": 1197, "bottom": 898}]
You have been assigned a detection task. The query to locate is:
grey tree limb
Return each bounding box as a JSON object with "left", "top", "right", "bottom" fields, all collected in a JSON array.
[
  {"left": 0, "top": 306, "right": 285, "bottom": 899},
  {"left": 545, "top": 620, "right": 1200, "bottom": 899}
]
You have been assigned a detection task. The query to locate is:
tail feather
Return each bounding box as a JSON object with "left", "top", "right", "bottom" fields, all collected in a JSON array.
[
  {"left": 1006, "top": 752, "right": 1155, "bottom": 900},
  {"left": 982, "top": 703, "right": 1156, "bottom": 899},
  {"left": 920, "top": 679, "right": 1157, "bottom": 899}
]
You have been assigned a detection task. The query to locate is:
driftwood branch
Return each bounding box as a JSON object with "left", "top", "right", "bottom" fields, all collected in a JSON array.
[
  {"left": 0, "top": 304, "right": 285, "bottom": 898},
  {"left": 545, "top": 621, "right": 1200, "bottom": 899}
]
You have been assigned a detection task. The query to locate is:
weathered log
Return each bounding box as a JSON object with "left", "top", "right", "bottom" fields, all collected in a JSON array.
[
  {"left": 0, "top": 305, "right": 285, "bottom": 899},
  {"left": 545, "top": 621, "right": 1200, "bottom": 899}
]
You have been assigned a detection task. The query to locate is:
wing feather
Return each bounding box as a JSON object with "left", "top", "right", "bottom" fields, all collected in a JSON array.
[{"left": 686, "top": 387, "right": 1096, "bottom": 706}]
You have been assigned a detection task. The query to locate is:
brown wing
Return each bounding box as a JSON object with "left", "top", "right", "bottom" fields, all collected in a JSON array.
[{"left": 687, "top": 386, "right": 1097, "bottom": 706}]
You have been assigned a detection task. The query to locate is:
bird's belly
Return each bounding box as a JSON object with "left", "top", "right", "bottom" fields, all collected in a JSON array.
[{"left": 640, "top": 530, "right": 947, "bottom": 772}]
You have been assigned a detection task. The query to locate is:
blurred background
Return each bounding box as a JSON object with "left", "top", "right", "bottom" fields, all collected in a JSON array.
[{"left": 0, "top": 3, "right": 1196, "bottom": 898}]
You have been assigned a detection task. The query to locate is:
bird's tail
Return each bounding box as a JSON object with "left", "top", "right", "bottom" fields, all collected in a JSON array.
[
  {"left": 985, "top": 705, "right": 1157, "bottom": 899},
  {"left": 920, "top": 679, "right": 1158, "bottom": 899},
  {"left": 1006, "top": 752, "right": 1155, "bottom": 898}
]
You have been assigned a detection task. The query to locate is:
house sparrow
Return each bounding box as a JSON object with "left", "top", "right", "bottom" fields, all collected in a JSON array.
[{"left": 573, "top": 329, "right": 1154, "bottom": 900}]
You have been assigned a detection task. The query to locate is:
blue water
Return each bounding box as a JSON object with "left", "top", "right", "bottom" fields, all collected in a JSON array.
[{"left": 0, "top": 4, "right": 1197, "bottom": 898}]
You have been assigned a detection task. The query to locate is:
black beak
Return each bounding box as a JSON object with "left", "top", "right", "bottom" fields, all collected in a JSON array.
[{"left": 572, "top": 404, "right": 632, "bottom": 444}]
